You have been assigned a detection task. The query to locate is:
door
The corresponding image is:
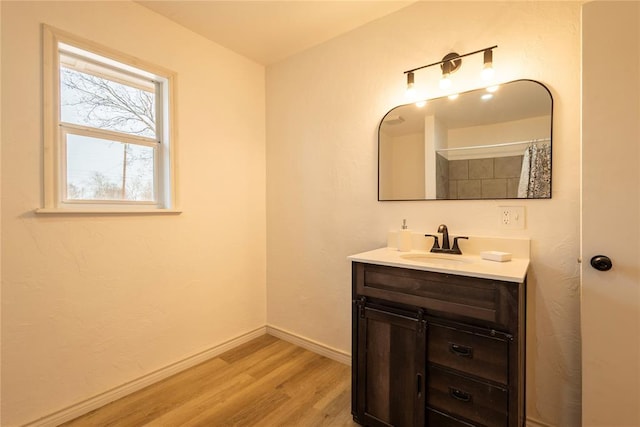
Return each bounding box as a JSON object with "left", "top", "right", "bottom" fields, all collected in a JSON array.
[
  {"left": 582, "top": 2, "right": 640, "bottom": 426},
  {"left": 354, "top": 301, "right": 426, "bottom": 427}
]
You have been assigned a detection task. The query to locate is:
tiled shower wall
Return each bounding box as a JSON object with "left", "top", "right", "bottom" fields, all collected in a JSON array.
[{"left": 438, "top": 155, "right": 524, "bottom": 199}]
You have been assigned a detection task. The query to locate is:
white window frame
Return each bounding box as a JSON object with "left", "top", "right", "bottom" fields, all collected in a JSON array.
[{"left": 39, "top": 25, "right": 179, "bottom": 214}]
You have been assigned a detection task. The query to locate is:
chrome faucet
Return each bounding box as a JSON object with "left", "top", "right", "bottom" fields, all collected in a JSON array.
[{"left": 425, "top": 224, "right": 469, "bottom": 255}]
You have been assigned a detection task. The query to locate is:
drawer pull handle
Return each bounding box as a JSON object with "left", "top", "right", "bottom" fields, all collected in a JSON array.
[
  {"left": 449, "top": 387, "right": 472, "bottom": 402},
  {"left": 449, "top": 343, "right": 473, "bottom": 358}
]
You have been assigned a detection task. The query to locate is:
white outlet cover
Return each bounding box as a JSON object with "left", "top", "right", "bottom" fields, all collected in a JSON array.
[{"left": 498, "top": 206, "right": 526, "bottom": 229}]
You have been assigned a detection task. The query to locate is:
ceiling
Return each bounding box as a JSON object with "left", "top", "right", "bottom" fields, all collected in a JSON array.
[{"left": 136, "top": 1, "right": 416, "bottom": 65}]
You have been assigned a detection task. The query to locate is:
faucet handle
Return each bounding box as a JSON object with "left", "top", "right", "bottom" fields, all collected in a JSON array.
[
  {"left": 452, "top": 236, "right": 469, "bottom": 254},
  {"left": 424, "top": 234, "right": 440, "bottom": 250}
]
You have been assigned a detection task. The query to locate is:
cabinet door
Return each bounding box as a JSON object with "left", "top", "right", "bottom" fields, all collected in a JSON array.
[{"left": 354, "top": 303, "right": 426, "bottom": 427}]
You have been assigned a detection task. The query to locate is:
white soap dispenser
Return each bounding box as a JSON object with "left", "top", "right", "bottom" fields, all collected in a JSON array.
[{"left": 397, "top": 219, "right": 412, "bottom": 252}]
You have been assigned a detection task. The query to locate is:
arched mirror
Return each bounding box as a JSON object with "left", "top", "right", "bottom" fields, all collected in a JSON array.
[{"left": 378, "top": 79, "right": 552, "bottom": 200}]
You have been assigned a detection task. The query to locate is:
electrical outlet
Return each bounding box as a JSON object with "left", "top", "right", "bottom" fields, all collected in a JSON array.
[{"left": 498, "top": 206, "right": 526, "bottom": 229}]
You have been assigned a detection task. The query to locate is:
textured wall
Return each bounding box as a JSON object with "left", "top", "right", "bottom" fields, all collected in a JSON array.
[
  {"left": 1, "top": 2, "right": 266, "bottom": 425},
  {"left": 266, "top": 2, "right": 581, "bottom": 426},
  {"left": 0, "top": 1, "right": 3, "bottom": 420}
]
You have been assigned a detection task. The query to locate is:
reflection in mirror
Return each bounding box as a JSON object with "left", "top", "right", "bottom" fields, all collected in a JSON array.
[{"left": 379, "top": 80, "right": 552, "bottom": 200}]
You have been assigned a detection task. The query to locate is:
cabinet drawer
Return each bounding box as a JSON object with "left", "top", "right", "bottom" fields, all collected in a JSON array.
[
  {"left": 427, "top": 408, "right": 477, "bottom": 426},
  {"left": 427, "top": 366, "right": 508, "bottom": 427},
  {"left": 354, "top": 263, "right": 517, "bottom": 328},
  {"left": 428, "top": 323, "right": 509, "bottom": 384}
]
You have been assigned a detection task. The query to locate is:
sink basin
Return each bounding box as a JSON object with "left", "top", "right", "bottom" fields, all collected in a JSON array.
[{"left": 399, "top": 253, "right": 473, "bottom": 267}]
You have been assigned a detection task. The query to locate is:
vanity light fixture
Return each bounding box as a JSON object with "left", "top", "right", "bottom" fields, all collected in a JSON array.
[
  {"left": 405, "top": 71, "right": 416, "bottom": 99},
  {"left": 482, "top": 48, "right": 495, "bottom": 80},
  {"left": 403, "top": 45, "right": 497, "bottom": 95},
  {"left": 439, "top": 52, "right": 461, "bottom": 89}
]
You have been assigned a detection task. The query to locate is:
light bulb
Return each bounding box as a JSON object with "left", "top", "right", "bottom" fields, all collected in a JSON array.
[
  {"left": 440, "top": 74, "right": 452, "bottom": 89},
  {"left": 482, "top": 66, "right": 495, "bottom": 80},
  {"left": 405, "top": 85, "right": 416, "bottom": 100}
]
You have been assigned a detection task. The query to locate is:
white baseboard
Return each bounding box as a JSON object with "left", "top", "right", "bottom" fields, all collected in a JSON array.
[
  {"left": 22, "top": 323, "right": 553, "bottom": 427},
  {"left": 24, "top": 326, "right": 267, "bottom": 427},
  {"left": 23, "top": 324, "right": 547, "bottom": 427},
  {"left": 266, "top": 324, "right": 351, "bottom": 366},
  {"left": 526, "top": 416, "right": 555, "bottom": 427}
]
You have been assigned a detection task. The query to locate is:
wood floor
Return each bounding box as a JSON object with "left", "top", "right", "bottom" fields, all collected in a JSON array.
[{"left": 61, "top": 334, "right": 358, "bottom": 426}]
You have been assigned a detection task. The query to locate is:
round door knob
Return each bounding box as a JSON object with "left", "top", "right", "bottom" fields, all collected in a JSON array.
[{"left": 590, "top": 255, "right": 613, "bottom": 271}]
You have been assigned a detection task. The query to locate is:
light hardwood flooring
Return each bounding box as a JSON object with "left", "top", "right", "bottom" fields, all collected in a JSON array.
[{"left": 61, "top": 334, "right": 358, "bottom": 426}]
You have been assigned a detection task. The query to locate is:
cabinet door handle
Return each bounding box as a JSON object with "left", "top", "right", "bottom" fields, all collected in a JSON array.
[
  {"left": 449, "top": 387, "right": 472, "bottom": 402},
  {"left": 416, "top": 373, "right": 423, "bottom": 397},
  {"left": 449, "top": 343, "right": 473, "bottom": 358}
]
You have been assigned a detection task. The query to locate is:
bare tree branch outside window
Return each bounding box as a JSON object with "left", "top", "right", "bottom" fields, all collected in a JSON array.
[{"left": 61, "top": 67, "right": 156, "bottom": 201}]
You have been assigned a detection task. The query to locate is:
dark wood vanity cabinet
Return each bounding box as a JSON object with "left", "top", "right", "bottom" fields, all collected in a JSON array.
[{"left": 351, "top": 262, "right": 526, "bottom": 427}]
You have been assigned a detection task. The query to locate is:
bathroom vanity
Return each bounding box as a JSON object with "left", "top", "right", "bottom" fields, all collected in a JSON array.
[{"left": 349, "top": 245, "right": 528, "bottom": 427}]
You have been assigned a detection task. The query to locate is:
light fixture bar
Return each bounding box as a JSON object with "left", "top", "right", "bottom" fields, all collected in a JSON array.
[{"left": 403, "top": 45, "right": 498, "bottom": 75}]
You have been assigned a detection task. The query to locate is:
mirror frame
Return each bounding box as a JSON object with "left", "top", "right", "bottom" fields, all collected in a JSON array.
[{"left": 378, "top": 79, "right": 553, "bottom": 201}]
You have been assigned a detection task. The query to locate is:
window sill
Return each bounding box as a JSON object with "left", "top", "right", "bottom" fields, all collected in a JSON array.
[{"left": 35, "top": 207, "right": 182, "bottom": 215}]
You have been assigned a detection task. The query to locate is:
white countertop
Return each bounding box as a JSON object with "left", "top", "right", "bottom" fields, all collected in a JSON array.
[{"left": 348, "top": 247, "right": 529, "bottom": 283}]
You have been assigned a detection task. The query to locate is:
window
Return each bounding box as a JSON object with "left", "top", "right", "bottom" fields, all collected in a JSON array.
[{"left": 41, "top": 26, "right": 177, "bottom": 213}]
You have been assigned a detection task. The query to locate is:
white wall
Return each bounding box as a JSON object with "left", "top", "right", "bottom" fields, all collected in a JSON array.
[
  {"left": 0, "top": 3, "right": 3, "bottom": 422},
  {"left": 1, "top": 2, "right": 266, "bottom": 425},
  {"left": 266, "top": 2, "right": 581, "bottom": 426}
]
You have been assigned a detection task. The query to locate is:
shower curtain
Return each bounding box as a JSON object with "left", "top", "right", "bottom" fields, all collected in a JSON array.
[{"left": 517, "top": 143, "right": 551, "bottom": 198}]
